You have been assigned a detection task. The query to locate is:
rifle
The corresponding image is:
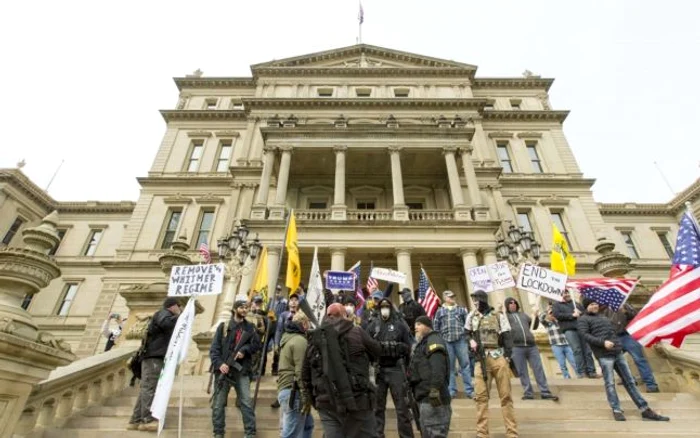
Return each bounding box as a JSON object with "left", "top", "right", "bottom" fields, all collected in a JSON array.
[
  {"left": 472, "top": 328, "right": 489, "bottom": 386},
  {"left": 398, "top": 359, "right": 421, "bottom": 435},
  {"left": 210, "top": 326, "right": 253, "bottom": 403}
]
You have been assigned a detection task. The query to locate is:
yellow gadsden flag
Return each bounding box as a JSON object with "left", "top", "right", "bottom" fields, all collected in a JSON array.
[
  {"left": 250, "top": 246, "right": 269, "bottom": 308},
  {"left": 285, "top": 212, "right": 301, "bottom": 293},
  {"left": 551, "top": 223, "right": 576, "bottom": 276}
]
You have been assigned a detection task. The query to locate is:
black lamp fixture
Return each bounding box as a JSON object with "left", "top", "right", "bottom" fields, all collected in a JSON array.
[
  {"left": 217, "top": 223, "right": 262, "bottom": 266},
  {"left": 496, "top": 223, "right": 541, "bottom": 265}
]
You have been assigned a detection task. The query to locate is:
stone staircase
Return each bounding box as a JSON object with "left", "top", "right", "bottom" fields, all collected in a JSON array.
[{"left": 37, "top": 374, "right": 699, "bottom": 438}]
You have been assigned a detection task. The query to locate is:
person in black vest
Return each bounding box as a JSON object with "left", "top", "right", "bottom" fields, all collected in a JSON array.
[
  {"left": 553, "top": 289, "right": 598, "bottom": 378},
  {"left": 127, "top": 297, "right": 181, "bottom": 431},
  {"left": 408, "top": 315, "right": 451, "bottom": 438},
  {"left": 367, "top": 298, "right": 414, "bottom": 438},
  {"left": 398, "top": 288, "right": 426, "bottom": 338},
  {"left": 301, "top": 302, "right": 382, "bottom": 438},
  {"left": 210, "top": 296, "right": 261, "bottom": 438}
]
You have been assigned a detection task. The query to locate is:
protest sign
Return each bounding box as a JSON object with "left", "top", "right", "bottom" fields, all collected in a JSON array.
[
  {"left": 490, "top": 261, "right": 516, "bottom": 290},
  {"left": 168, "top": 263, "right": 224, "bottom": 297},
  {"left": 468, "top": 265, "right": 494, "bottom": 292},
  {"left": 325, "top": 270, "right": 356, "bottom": 291},
  {"left": 516, "top": 264, "right": 567, "bottom": 302},
  {"left": 370, "top": 267, "right": 407, "bottom": 284}
]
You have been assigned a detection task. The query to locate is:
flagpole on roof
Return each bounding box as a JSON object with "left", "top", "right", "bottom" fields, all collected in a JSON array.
[{"left": 358, "top": 1, "right": 364, "bottom": 43}]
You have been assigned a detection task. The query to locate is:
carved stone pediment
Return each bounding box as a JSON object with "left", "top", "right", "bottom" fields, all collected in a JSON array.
[
  {"left": 215, "top": 130, "right": 240, "bottom": 138},
  {"left": 488, "top": 131, "right": 514, "bottom": 139},
  {"left": 187, "top": 130, "right": 213, "bottom": 138},
  {"left": 507, "top": 195, "right": 538, "bottom": 206},
  {"left": 163, "top": 194, "right": 193, "bottom": 205},
  {"left": 539, "top": 195, "right": 570, "bottom": 206},
  {"left": 195, "top": 193, "right": 225, "bottom": 205},
  {"left": 516, "top": 132, "right": 543, "bottom": 139}
]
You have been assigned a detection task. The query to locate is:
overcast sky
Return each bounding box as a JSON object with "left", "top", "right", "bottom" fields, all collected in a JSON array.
[{"left": 1, "top": 0, "right": 698, "bottom": 204}]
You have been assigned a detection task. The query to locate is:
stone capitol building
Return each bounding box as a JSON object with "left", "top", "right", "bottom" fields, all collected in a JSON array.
[{"left": 1, "top": 44, "right": 699, "bottom": 437}]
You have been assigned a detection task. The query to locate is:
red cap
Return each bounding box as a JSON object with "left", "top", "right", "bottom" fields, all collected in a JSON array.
[{"left": 326, "top": 302, "right": 346, "bottom": 318}]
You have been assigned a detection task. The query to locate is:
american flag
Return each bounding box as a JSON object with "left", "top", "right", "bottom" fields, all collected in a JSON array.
[
  {"left": 199, "top": 243, "right": 211, "bottom": 264},
  {"left": 566, "top": 278, "right": 639, "bottom": 312},
  {"left": 367, "top": 260, "right": 378, "bottom": 292},
  {"left": 358, "top": 2, "right": 364, "bottom": 24},
  {"left": 348, "top": 261, "right": 365, "bottom": 315},
  {"left": 628, "top": 211, "right": 700, "bottom": 347},
  {"left": 418, "top": 268, "right": 440, "bottom": 318}
]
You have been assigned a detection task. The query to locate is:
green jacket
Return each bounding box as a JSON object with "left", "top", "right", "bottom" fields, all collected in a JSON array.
[{"left": 277, "top": 326, "right": 308, "bottom": 391}]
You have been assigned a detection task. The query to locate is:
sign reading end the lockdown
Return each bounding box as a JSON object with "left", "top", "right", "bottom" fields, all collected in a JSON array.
[
  {"left": 168, "top": 263, "right": 225, "bottom": 297},
  {"left": 516, "top": 264, "right": 567, "bottom": 302}
]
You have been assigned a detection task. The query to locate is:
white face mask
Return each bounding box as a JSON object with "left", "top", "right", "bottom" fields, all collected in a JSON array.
[
  {"left": 345, "top": 306, "right": 355, "bottom": 316},
  {"left": 381, "top": 308, "right": 391, "bottom": 318}
]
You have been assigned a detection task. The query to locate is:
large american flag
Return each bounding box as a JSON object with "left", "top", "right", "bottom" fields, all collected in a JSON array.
[
  {"left": 628, "top": 211, "right": 700, "bottom": 347},
  {"left": 418, "top": 268, "right": 440, "bottom": 318},
  {"left": 566, "top": 278, "right": 639, "bottom": 312},
  {"left": 348, "top": 261, "right": 365, "bottom": 315},
  {"left": 199, "top": 243, "right": 211, "bottom": 264}
]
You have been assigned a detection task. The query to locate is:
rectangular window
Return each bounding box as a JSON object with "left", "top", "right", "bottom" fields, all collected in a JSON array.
[
  {"left": 308, "top": 201, "right": 327, "bottom": 209},
  {"left": 551, "top": 212, "right": 573, "bottom": 250},
  {"left": 657, "top": 232, "right": 674, "bottom": 258},
  {"left": 48, "top": 229, "right": 67, "bottom": 256},
  {"left": 186, "top": 141, "right": 204, "bottom": 172},
  {"left": 355, "top": 87, "right": 372, "bottom": 97},
  {"left": 393, "top": 88, "right": 410, "bottom": 97},
  {"left": 161, "top": 209, "right": 182, "bottom": 249},
  {"left": 194, "top": 210, "right": 215, "bottom": 248},
  {"left": 621, "top": 231, "right": 640, "bottom": 259},
  {"left": 496, "top": 143, "right": 513, "bottom": 173},
  {"left": 317, "top": 88, "right": 333, "bottom": 97},
  {"left": 205, "top": 98, "right": 218, "bottom": 110},
  {"left": 527, "top": 143, "right": 544, "bottom": 173},
  {"left": 2, "top": 217, "right": 25, "bottom": 245},
  {"left": 83, "top": 229, "right": 103, "bottom": 256},
  {"left": 406, "top": 202, "right": 424, "bottom": 210},
  {"left": 356, "top": 201, "right": 376, "bottom": 210},
  {"left": 21, "top": 294, "right": 33, "bottom": 310},
  {"left": 517, "top": 212, "right": 533, "bottom": 232},
  {"left": 57, "top": 283, "right": 79, "bottom": 316},
  {"left": 215, "top": 141, "right": 233, "bottom": 172}
]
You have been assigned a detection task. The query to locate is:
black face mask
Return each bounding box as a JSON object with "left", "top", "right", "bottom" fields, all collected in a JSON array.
[{"left": 477, "top": 300, "right": 489, "bottom": 313}]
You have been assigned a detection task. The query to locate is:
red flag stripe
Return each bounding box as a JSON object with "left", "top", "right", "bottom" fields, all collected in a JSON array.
[
  {"left": 629, "top": 278, "right": 700, "bottom": 335},
  {"left": 637, "top": 308, "right": 700, "bottom": 347},
  {"left": 630, "top": 270, "right": 700, "bottom": 322},
  {"left": 640, "top": 267, "right": 696, "bottom": 308},
  {"left": 628, "top": 288, "right": 700, "bottom": 342}
]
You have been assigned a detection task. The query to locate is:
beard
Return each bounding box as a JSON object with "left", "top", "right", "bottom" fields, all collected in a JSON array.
[{"left": 415, "top": 333, "right": 423, "bottom": 343}]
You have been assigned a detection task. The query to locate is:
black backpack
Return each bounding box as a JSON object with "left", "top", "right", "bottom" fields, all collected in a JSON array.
[{"left": 308, "top": 325, "right": 359, "bottom": 412}]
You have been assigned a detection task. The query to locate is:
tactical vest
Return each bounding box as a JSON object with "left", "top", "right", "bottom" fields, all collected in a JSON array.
[{"left": 473, "top": 312, "right": 501, "bottom": 348}]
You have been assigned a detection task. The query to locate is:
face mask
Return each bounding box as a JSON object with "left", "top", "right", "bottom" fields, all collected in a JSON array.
[
  {"left": 345, "top": 306, "right": 355, "bottom": 316},
  {"left": 477, "top": 301, "right": 489, "bottom": 313},
  {"left": 380, "top": 308, "right": 391, "bottom": 318}
]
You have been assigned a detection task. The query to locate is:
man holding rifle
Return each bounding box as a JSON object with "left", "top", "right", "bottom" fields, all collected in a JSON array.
[{"left": 210, "top": 295, "right": 261, "bottom": 438}]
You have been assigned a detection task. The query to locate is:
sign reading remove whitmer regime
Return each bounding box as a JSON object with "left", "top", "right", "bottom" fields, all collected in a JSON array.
[
  {"left": 468, "top": 261, "right": 516, "bottom": 293},
  {"left": 168, "top": 263, "right": 225, "bottom": 296},
  {"left": 516, "top": 264, "right": 567, "bottom": 302}
]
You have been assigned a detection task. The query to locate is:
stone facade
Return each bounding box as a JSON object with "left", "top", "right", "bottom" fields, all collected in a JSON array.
[{"left": 1, "top": 44, "right": 699, "bottom": 360}]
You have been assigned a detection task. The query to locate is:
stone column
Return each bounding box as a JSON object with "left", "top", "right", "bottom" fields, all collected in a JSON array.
[
  {"left": 395, "top": 248, "right": 414, "bottom": 291},
  {"left": 269, "top": 146, "right": 293, "bottom": 220},
  {"left": 443, "top": 146, "right": 471, "bottom": 221},
  {"left": 482, "top": 249, "right": 506, "bottom": 311},
  {"left": 460, "top": 146, "right": 489, "bottom": 220},
  {"left": 250, "top": 146, "right": 276, "bottom": 219},
  {"left": 460, "top": 248, "right": 478, "bottom": 310},
  {"left": 213, "top": 275, "right": 242, "bottom": 328},
  {"left": 332, "top": 145, "right": 347, "bottom": 220},
  {"left": 330, "top": 247, "right": 346, "bottom": 271},
  {"left": 388, "top": 146, "right": 408, "bottom": 220},
  {"left": 267, "top": 247, "right": 282, "bottom": 294}
]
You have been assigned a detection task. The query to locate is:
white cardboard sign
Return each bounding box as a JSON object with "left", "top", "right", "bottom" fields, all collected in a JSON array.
[
  {"left": 468, "top": 261, "right": 516, "bottom": 293},
  {"left": 370, "top": 267, "right": 407, "bottom": 284},
  {"left": 168, "top": 263, "right": 225, "bottom": 296},
  {"left": 516, "top": 264, "right": 567, "bottom": 302},
  {"left": 468, "top": 265, "right": 494, "bottom": 292}
]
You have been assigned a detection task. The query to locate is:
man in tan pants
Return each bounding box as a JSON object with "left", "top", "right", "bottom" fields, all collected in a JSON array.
[{"left": 466, "top": 290, "right": 518, "bottom": 438}]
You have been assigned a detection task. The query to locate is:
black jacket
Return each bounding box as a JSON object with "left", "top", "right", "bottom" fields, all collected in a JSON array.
[
  {"left": 577, "top": 311, "right": 622, "bottom": 358},
  {"left": 408, "top": 331, "right": 450, "bottom": 404},
  {"left": 210, "top": 317, "right": 262, "bottom": 376},
  {"left": 399, "top": 299, "right": 426, "bottom": 335},
  {"left": 367, "top": 298, "right": 413, "bottom": 367},
  {"left": 603, "top": 304, "right": 638, "bottom": 335},
  {"left": 504, "top": 298, "right": 539, "bottom": 347},
  {"left": 552, "top": 299, "right": 585, "bottom": 333},
  {"left": 144, "top": 308, "right": 179, "bottom": 359}
]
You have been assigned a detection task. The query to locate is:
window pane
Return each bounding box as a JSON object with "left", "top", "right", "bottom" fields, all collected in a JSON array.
[
  {"left": 622, "top": 232, "right": 639, "bottom": 258},
  {"left": 406, "top": 202, "right": 424, "bottom": 210},
  {"left": 2, "top": 217, "right": 24, "bottom": 245},
  {"left": 658, "top": 232, "right": 674, "bottom": 258},
  {"left": 527, "top": 146, "right": 539, "bottom": 161},
  {"left": 200, "top": 212, "right": 214, "bottom": 230},
  {"left": 219, "top": 145, "right": 232, "bottom": 159},
  {"left": 187, "top": 144, "right": 203, "bottom": 172},
  {"left": 196, "top": 212, "right": 214, "bottom": 247},
  {"left": 517, "top": 213, "right": 533, "bottom": 232},
  {"left": 191, "top": 145, "right": 203, "bottom": 159},
  {"left": 21, "top": 294, "right": 33, "bottom": 310},
  {"left": 57, "top": 284, "right": 78, "bottom": 316},
  {"left": 497, "top": 145, "right": 510, "bottom": 160},
  {"left": 551, "top": 213, "right": 573, "bottom": 250},
  {"left": 161, "top": 211, "right": 181, "bottom": 249},
  {"left": 84, "top": 230, "right": 103, "bottom": 256},
  {"left": 49, "top": 229, "right": 67, "bottom": 256},
  {"left": 167, "top": 211, "right": 181, "bottom": 231}
]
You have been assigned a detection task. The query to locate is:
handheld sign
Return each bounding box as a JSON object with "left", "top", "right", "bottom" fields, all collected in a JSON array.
[
  {"left": 490, "top": 261, "right": 516, "bottom": 290},
  {"left": 516, "top": 264, "right": 567, "bottom": 302},
  {"left": 168, "top": 264, "right": 225, "bottom": 297},
  {"left": 370, "top": 267, "right": 407, "bottom": 284},
  {"left": 325, "top": 270, "right": 356, "bottom": 291},
  {"left": 468, "top": 265, "right": 494, "bottom": 292}
]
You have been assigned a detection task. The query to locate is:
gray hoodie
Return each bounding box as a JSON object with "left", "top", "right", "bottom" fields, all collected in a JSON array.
[{"left": 504, "top": 297, "right": 539, "bottom": 347}]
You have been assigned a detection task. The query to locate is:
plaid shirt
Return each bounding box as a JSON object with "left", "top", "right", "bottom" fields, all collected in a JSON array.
[
  {"left": 433, "top": 304, "right": 468, "bottom": 342},
  {"left": 539, "top": 313, "right": 568, "bottom": 346}
]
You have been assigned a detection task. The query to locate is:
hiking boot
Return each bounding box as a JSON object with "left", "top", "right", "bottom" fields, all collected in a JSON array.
[
  {"left": 521, "top": 395, "right": 534, "bottom": 400},
  {"left": 647, "top": 387, "right": 660, "bottom": 393},
  {"left": 587, "top": 373, "right": 602, "bottom": 379},
  {"left": 271, "top": 399, "right": 280, "bottom": 408},
  {"left": 642, "top": 408, "right": 670, "bottom": 421},
  {"left": 541, "top": 394, "right": 559, "bottom": 401},
  {"left": 126, "top": 422, "right": 140, "bottom": 430},
  {"left": 613, "top": 411, "right": 626, "bottom": 421},
  {"left": 138, "top": 421, "right": 158, "bottom": 431}
]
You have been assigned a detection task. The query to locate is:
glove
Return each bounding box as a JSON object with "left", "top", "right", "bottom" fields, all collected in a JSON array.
[
  {"left": 300, "top": 389, "right": 312, "bottom": 415},
  {"left": 267, "top": 311, "right": 277, "bottom": 322},
  {"left": 428, "top": 388, "right": 442, "bottom": 407}
]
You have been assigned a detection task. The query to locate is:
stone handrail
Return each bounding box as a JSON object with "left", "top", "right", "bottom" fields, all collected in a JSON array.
[
  {"left": 408, "top": 209, "right": 453, "bottom": 221},
  {"left": 653, "top": 343, "right": 700, "bottom": 395},
  {"left": 295, "top": 209, "right": 331, "bottom": 221},
  {"left": 347, "top": 209, "right": 392, "bottom": 221},
  {"left": 13, "top": 346, "right": 138, "bottom": 437}
]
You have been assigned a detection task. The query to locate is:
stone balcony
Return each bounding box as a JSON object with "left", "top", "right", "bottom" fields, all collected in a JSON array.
[{"left": 294, "top": 208, "right": 470, "bottom": 223}]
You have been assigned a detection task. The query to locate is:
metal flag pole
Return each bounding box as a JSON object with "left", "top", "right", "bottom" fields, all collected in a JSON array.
[{"left": 44, "top": 159, "right": 65, "bottom": 193}]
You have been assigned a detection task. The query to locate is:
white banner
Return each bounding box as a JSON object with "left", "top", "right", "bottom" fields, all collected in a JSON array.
[
  {"left": 306, "top": 247, "right": 325, "bottom": 327},
  {"left": 468, "top": 261, "right": 516, "bottom": 293},
  {"left": 151, "top": 297, "right": 196, "bottom": 435},
  {"left": 468, "top": 265, "right": 494, "bottom": 292},
  {"left": 516, "top": 264, "right": 568, "bottom": 302},
  {"left": 168, "top": 264, "right": 224, "bottom": 297},
  {"left": 370, "top": 267, "right": 407, "bottom": 284}
]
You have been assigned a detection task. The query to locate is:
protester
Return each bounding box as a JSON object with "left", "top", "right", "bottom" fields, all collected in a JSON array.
[
  {"left": 539, "top": 303, "right": 577, "bottom": 379},
  {"left": 553, "top": 289, "right": 598, "bottom": 378},
  {"left": 272, "top": 292, "right": 300, "bottom": 408},
  {"left": 127, "top": 297, "right": 181, "bottom": 431},
  {"left": 209, "top": 296, "right": 261, "bottom": 438},
  {"left": 433, "top": 290, "right": 474, "bottom": 399},
  {"left": 361, "top": 289, "right": 383, "bottom": 329},
  {"left": 504, "top": 297, "right": 558, "bottom": 401},
  {"left": 102, "top": 313, "right": 123, "bottom": 352},
  {"left": 367, "top": 298, "right": 414, "bottom": 438},
  {"left": 398, "top": 288, "right": 426, "bottom": 337},
  {"left": 577, "top": 297, "right": 669, "bottom": 422},
  {"left": 466, "top": 290, "right": 517, "bottom": 438},
  {"left": 247, "top": 295, "right": 268, "bottom": 379},
  {"left": 277, "top": 311, "right": 314, "bottom": 438},
  {"left": 408, "top": 315, "right": 451, "bottom": 438},
  {"left": 301, "top": 302, "right": 381, "bottom": 437},
  {"left": 271, "top": 285, "right": 289, "bottom": 376}
]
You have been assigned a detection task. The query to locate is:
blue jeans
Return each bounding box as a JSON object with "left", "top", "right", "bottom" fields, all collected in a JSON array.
[
  {"left": 278, "top": 388, "right": 314, "bottom": 438},
  {"left": 512, "top": 346, "right": 552, "bottom": 397},
  {"left": 211, "top": 373, "right": 256, "bottom": 436},
  {"left": 551, "top": 344, "right": 577, "bottom": 379},
  {"left": 446, "top": 338, "right": 474, "bottom": 396},
  {"left": 564, "top": 330, "right": 596, "bottom": 376},
  {"left": 598, "top": 352, "right": 648, "bottom": 413},
  {"left": 619, "top": 334, "right": 658, "bottom": 390}
]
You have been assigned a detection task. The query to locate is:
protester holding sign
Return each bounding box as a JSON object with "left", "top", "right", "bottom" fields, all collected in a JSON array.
[
  {"left": 552, "top": 290, "right": 598, "bottom": 379},
  {"left": 433, "top": 290, "right": 474, "bottom": 399}
]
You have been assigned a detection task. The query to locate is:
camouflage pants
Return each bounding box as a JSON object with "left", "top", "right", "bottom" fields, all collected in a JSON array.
[{"left": 418, "top": 402, "right": 451, "bottom": 438}]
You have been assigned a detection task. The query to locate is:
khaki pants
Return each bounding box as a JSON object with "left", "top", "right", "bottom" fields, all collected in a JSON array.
[{"left": 474, "top": 356, "right": 518, "bottom": 438}]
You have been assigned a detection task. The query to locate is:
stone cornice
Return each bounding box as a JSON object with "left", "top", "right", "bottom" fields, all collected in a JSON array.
[
  {"left": 598, "top": 177, "right": 699, "bottom": 216},
  {"left": 473, "top": 77, "right": 554, "bottom": 91},
  {"left": 57, "top": 201, "right": 135, "bottom": 214},
  {"left": 260, "top": 124, "right": 475, "bottom": 141},
  {"left": 482, "top": 110, "right": 569, "bottom": 122},
  {"left": 160, "top": 110, "right": 247, "bottom": 122},
  {"left": 254, "top": 67, "right": 475, "bottom": 78},
  {"left": 0, "top": 169, "right": 55, "bottom": 211},
  {"left": 242, "top": 98, "right": 488, "bottom": 111},
  {"left": 174, "top": 77, "right": 255, "bottom": 91},
  {"left": 137, "top": 176, "right": 235, "bottom": 186},
  {"left": 499, "top": 175, "right": 596, "bottom": 188}
]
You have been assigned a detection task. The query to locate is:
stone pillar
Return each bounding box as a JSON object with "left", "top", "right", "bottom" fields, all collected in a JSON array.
[
  {"left": 250, "top": 146, "right": 276, "bottom": 219},
  {"left": 460, "top": 146, "right": 489, "bottom": 221},
  {"left": 482, "top": 249, "right": 506, "bottom": 311},
  {"left": 0, "top": 211, "right": 76, "bottom": 438},
  {"left": 330, "top": 247, "right": 346, "bottom": 271},
  {"left": 332, "top": 145, "right": 347, "bottom": 220},
  {"left": 269, "top": 146, "right": 293, "bottom": 220},
  {"left": 460, "top": 248, "right": 478, "bottom": 310},
  {"left": 267, "top": 247, "right": 282, "bottom": 294},
  {"left": 395, "top": 248, "right": 414, "bottom": 291},
  {"left": 388, "top": 146, "right": 408, "bottom": 220},
  {"left": 443, "top": 146, "right": 471, "bottom": 221},
  {"left": 213, "top": 275, "right": 242, "bottom": 328}
]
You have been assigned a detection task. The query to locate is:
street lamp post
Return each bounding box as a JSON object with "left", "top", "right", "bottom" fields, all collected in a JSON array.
[{"left": 495, "top": 223, "right": 544, "bottom": 313}]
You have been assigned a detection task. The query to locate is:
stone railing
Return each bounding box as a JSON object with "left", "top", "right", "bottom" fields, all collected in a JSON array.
[
  {"left": 13, "top": 346, "right": 138, "bottom": 437},
  {"left": 295, "top": 209, "right": 331, "bottom": 221},
  {"left": 653, "top": 343, "right": 700, "bottom": 395},
  {"left": 347, "top": 209, "right": 393, "bottom": 221},
  {"left": 408, "top": 209, "right": 453, "bottom": 221}
]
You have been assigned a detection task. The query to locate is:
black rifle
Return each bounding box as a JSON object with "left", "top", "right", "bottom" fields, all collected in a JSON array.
[
  {"left": 210, "top": 327, "right": 253, "bottom": 403},
  {"left": 471, "top": 320, "right": 489, "bottom": 386},
  {"left": 398, "top": 359, "right": 421, "bottom": 435}
]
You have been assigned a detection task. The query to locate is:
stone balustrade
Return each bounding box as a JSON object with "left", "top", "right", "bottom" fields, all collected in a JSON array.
[
  {"left": 408, "top": 209, "right": 453, "bottom": 221},
  {"left": 295, "top": 209, "right": 331, "bottom": 221},
  {"left": 295, "top": 209, "right": 461, "bottom": 222},
  {"left": 347, "top": 209, "right": 392, "bottom": 221},
  {"left": 13, "top": 346, "right": 137, "bottom": 437},
  {"left": 653, "top": 343, "right": 700, "bottom": 395}
]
